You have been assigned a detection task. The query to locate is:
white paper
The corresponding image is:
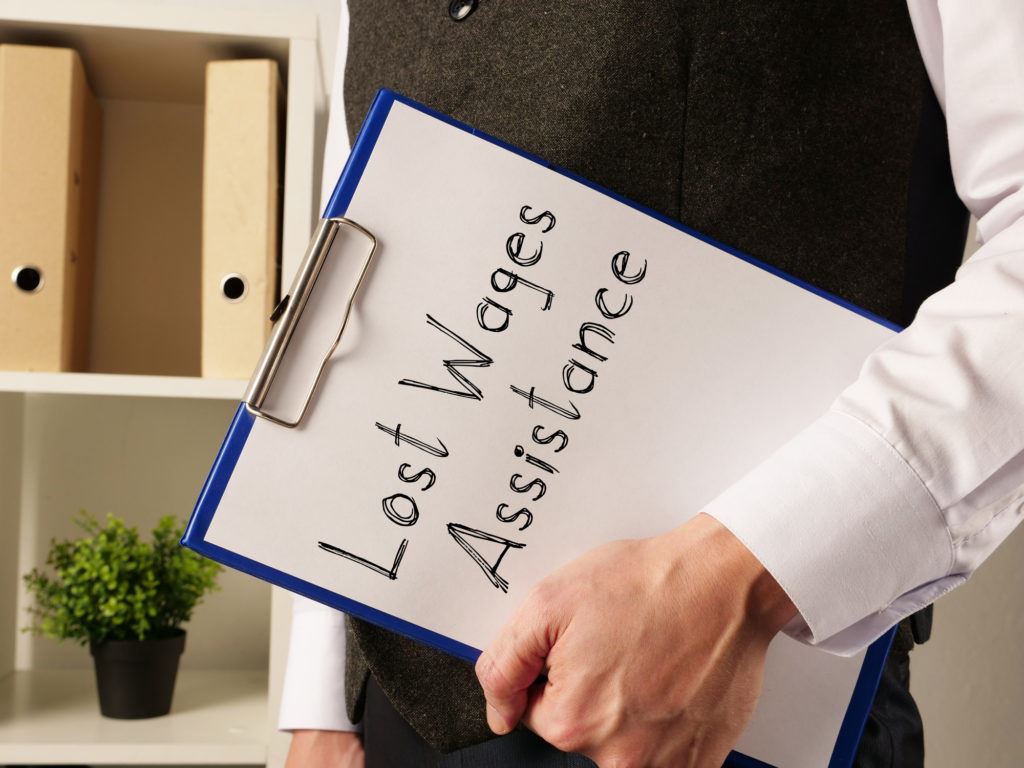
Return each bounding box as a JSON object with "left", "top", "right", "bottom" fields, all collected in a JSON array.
[{"left": 205, "top": 102, "right": 893, "bottom": 767}]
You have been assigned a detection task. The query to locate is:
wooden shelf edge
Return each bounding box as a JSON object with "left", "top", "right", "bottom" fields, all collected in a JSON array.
[{"left": 0, "top": 371, "right": 246, "bottom": 400}]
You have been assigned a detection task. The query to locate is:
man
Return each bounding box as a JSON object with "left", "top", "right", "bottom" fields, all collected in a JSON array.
[{"left": 282, "top": 1, "right": 1024, "bottom": 765}]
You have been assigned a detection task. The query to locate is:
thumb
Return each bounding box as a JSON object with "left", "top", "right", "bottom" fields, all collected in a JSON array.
[{"left": 476, "top": 597, "right": 556, "bottom": 735}]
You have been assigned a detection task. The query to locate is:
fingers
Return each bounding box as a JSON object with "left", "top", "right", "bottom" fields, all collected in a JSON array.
[
  {"left": 476, "top": 592, "right": 558, "bottom": 735},
  {"left": 520, "top": 678, "right": 560, "bottom": 743}
]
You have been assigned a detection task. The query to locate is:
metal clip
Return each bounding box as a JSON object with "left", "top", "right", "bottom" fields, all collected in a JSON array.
[{"left": 244, "top": 216, "right": 377, "bottom": 428}]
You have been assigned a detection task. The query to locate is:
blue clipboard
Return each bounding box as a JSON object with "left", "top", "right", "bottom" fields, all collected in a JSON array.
[{"left": 183, "top": 88, "right": 898, "bottom": 768}]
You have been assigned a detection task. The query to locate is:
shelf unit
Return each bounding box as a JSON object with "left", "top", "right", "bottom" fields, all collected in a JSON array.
[{"left": 0, "top": 2, "right": 327, "bottom": 765}]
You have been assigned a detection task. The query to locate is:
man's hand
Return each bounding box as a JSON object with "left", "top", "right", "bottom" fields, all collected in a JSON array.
[
  {"left": 475, "top": 513, "right": 797, "bottom": 768},
  {"left": 285, "top": 729, "right": 364, "bottom": 768}
]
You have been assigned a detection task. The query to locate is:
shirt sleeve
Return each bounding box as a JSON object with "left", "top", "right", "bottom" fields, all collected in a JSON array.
[
  {"left": 705, "top": 0, "right": 1024, "bottom": 655},
  {"left": 278, "top": 2, "right": 358, "bottom": 732},
  {"left": 278, "top": 596, "right": 360, "bottom": 732}
]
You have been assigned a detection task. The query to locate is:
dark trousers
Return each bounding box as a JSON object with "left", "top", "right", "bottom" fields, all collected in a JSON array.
[
  {"left": 854, "top": 639, "right": 925, "bottom": 768},
  {"left": 363, "top": 640, "right": 924, "bottom": 768}
]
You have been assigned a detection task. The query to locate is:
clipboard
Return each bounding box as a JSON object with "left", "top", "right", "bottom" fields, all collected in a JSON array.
[{"left": 183, "top": 89, "right": 899, "bottom": 768}]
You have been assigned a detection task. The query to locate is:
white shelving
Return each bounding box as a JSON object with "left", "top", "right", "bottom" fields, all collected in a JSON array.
[
  {"left": 0, "top": 372, "right": 246, "bottom": 400},
  {"left": 0, "top": 2, "right": 326, "bottom": 766},
  {"left": 1, "top": 0, "right": 318, "bottom": 41},
  {"left": 0, "top": 669, "right": 268, "bottom": 765}
]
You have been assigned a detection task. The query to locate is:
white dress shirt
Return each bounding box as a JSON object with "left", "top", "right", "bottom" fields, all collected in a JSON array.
[{"left": 279, "top": 0, "right": 1024, "bottom": 730}]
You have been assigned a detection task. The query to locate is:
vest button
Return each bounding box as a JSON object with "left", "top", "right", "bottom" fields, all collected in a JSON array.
[{"left": 448, "top": 0, "right": 477, "bottom": 21}]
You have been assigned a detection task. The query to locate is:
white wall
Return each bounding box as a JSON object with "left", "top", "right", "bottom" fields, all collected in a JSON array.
[
  {"left": 912, "top": 525, "right": 1024, "bottom": 766},
  {"left": 910, "top": 220, "right": 1024, "bottom": 765}
]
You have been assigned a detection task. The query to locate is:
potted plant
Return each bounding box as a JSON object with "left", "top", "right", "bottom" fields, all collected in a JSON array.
[{"left": 23, "top": 512, "right": 221, "bottom": 719}]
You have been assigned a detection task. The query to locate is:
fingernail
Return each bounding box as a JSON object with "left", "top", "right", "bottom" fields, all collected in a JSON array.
[{"left": 486, "top": 702, "right": 513, "bottom": 735}]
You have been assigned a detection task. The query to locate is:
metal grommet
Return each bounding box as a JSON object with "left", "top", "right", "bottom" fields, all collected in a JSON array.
[
  {"left": 12, "top": 265, "right": 43, "bottom": 293},
  {"left": 448, "top": 0, "right": 477, "bottom": 22},
  {"left": 220, "top": 273, "right": 248, "bottom": 302}
]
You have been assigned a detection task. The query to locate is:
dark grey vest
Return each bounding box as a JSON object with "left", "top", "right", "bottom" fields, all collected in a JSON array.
[{"left": 341, "top": 0, "right": 968, "bottom": 752}]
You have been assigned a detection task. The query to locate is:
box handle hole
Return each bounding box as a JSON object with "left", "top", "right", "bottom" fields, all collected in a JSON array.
[
  {"left": 12, "top": 266, "right": 43, "bottom": 293},
  {"left": 221, "top": 274, "right": 248, "bottom": 302}
]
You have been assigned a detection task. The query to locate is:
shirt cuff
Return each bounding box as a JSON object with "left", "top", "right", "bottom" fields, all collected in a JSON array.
[
  {"left": 278, "top": 596, "right": 360, "bottom": 732},
  {"left": 704, "top": 409, "right": 954, "bottom": 653}
]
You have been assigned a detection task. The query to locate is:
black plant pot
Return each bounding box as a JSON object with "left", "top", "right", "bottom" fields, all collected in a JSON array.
[{"left": 89, "top": 628, "right": 186, "bottom": 719}]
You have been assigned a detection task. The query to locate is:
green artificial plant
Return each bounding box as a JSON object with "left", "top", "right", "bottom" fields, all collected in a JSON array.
[{"left": 23, "top": 512, "right": 221, "bottom": 645}]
